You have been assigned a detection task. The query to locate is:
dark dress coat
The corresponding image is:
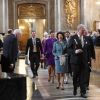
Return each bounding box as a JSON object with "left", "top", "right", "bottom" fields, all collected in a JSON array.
[
  {"left": 1, "top": 34, "right": 18, "bottom": 72},
  {"left": 25, "top": 37, "right": 43, "bottom": 76},
  {"left": 25, "top": 38, "right": 43, "bottom": 61}
]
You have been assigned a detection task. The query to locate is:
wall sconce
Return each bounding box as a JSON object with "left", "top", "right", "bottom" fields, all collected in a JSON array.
[
  {"left": 96, "top": 0, "right": 100, "bottom": 5},
  {"left": 25, "top": 19, "right": 35, "bottom": 23},
  {"left": 32, "top": 19, "right": 35, "bottom": 23},
  {"left": 19, "top": 26, "right": 25, "bottom": 30},
  {"left": 43, "top": 19, "right": 46, "bottom": 25},
  {"left": 25, "top": 19, "right": 29, "bottom": 23}
]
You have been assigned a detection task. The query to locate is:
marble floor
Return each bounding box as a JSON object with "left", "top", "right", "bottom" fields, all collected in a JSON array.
[{"left": 15, "top": 59, "right": 100, "bottom": 100}]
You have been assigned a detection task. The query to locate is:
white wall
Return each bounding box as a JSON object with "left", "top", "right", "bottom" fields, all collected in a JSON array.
[
  {"left": 83, "top": 0, "right": 100, "bottom": 30},
  {"left": 0, "top": 0, "right": 3, "bottom": 32},
  {"left": 0, "top": 0, "right": 8, "bottom": 33}
]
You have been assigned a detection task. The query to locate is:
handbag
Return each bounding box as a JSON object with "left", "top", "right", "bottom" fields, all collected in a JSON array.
[
  {"left": 25, "top": 48, "right": 30, "bottom": 65},
  {"left": 25, "top": 55, "right": 30, "bottom": 65},
  {"left": 59, "top": 41, "right": 67, "bottom": 66},
  {"left": 59, "top": 55, "right": 66, "bottom": 66}
]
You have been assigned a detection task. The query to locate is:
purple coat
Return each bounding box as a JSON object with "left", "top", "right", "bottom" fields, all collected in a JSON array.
[{"left": 44, "top": 38, "right": 56, "bottom": 65}]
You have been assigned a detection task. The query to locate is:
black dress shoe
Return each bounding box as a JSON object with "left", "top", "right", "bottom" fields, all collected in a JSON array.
[
  {"left": 64, "top": 81, "right": 68, "bottom": 84},
  {"left": 32, "top": 75, "right": 36, "bottom": 78},
  {"left": 86, "top": 87, "right": 89, "bottom": 90},
  {"left": 81, "top": 93, "right": 87, "bottom": 98},
  {"left": 36, "top": 73, "right": 38, "bottom": 76},
  {"left": 56, "top": 86, "right": 59, "bottom": 89},
  {"left": 73, "top": 89, "right": 77, "bottom": 96}
]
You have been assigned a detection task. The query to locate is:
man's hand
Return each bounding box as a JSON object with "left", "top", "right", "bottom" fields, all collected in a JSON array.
[
  {"left": 41, "top": 54, "right": 44, "bottom": 60},
  {"left": 10, "top": 64, "right": 14, "bottom": 69},
  {"left": 91, "top": 58, "right": 96, "bottom": 63},
  {"left": 75, "top": 49, "right": 83, "bottom": 54}
]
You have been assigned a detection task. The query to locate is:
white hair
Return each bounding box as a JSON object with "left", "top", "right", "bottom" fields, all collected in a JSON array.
[
  {"left": 44, "top": 31, "right": 48, "bottom": 36},
  {"left": 77, "top": 24, "right": 86, "bottom": 31},
  {"left": 13, "top": 29, "right": 22, "bottom": 36}
]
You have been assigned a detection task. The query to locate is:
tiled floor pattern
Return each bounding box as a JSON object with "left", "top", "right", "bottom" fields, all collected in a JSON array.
[{"left": 15, "top": 59, "right": 100, "bottom": 100}]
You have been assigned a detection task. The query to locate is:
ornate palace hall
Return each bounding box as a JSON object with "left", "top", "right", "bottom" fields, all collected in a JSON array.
[{"left": 0, "top": 0, "right": 100, "bottom": 100}]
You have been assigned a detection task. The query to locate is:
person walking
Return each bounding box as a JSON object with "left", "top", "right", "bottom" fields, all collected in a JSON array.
[
  {"left": 53, "top": 32, "right": 68, "bottom": 90},
  {"left": 1, "top": 29, "right": 22, "bottom": 73},
  {"left": 25, "top": 31, "right": 43, "bottom": 78},
  {"left": 68, "top": 24, "right": 92, "bottom": 98},
  {"left": 44, "top": 31, "right": 56, "bottom": 83}
]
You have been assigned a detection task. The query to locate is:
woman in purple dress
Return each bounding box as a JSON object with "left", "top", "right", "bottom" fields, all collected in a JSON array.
[{"left": 44, "top": 31, "right": 56, "bottom": 83}]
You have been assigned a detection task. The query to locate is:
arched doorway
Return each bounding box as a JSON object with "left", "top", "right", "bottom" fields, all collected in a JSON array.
[{"left": 17, "top": 3, "right": 47, "bottom": 51}]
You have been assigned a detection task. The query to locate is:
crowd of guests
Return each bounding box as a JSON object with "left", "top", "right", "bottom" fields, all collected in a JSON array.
[
  {"left": 39, "top": 24, "right": 96, "bottom": 98},
  {"left": 0, "top": 24, "right": 100, "bottom": 98},
  {"left": 87, "top": 29, "right": 100, "bottom": 46}
]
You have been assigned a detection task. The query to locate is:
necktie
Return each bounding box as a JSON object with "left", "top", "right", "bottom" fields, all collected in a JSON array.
[{"left": 80, "top": 36, "right": 84, "bottom": 47}]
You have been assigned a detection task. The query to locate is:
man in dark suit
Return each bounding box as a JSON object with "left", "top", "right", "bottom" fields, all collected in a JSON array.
[
  {"left": 68, "top": 24, "right": 94, "bottom": 98},
  {"left": 1, "top": 29, "right": 22, "bottom": 73},
  {"left": 25, "top": 31, "right": 43, "bottom": 77}
]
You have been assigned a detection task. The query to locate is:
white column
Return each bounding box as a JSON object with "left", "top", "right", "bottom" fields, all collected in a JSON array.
[
  {"left": 58, "top": 0, "right": 61, "bottom": 31},
  {"left": 3, "top": 0, "right": 8, "bottom": 33},
  {"left": 55, "top": 0, "right": 61, "bottom": 32},
  {"left": 0, "top": 0, "right": 3, "bottom": 32}
]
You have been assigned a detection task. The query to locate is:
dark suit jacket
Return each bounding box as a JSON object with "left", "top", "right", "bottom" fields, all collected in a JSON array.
[
  {"left": 0, "top": 39, "right": 3, "bottom": 48},
  {"left": 68, "top": 34, "right": 95, "bottom": 66},
  {"left": 3, "top": 34, "right": 18, "bottom": 64},
  {"left": 25, "top": 38, "right": 43, "bottom": 59},
  {"left": 95, "top": 36, "right": 100, "bottom": 46}
]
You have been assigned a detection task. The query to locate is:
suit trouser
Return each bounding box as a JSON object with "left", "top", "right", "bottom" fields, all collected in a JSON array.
[
  {"left": 84, "top": 67, "right": 91, "bottom": 88},
  {"left": 29, "top": 53, "right": 40, "bottom": 76},
  {"left": 71, "top": 64, "right": 86, "bottom": 94}
]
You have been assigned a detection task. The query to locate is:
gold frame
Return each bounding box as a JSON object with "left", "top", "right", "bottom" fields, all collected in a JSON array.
[{"left": 18, "top": 3, "right": 46, "bottom": 19}]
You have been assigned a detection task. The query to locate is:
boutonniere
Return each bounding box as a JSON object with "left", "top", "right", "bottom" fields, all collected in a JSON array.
[
  {"left": 85, "top": 41, "right": 87, "bottom": 44},
  {"left": 37, "top": 41, "right": 40, "bottom": 42},
  {"left": 74, "top": 39, "right": 78, "bottom": 44}
]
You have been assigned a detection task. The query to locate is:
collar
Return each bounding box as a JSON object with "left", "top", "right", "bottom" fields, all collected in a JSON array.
[
  {"left": 77, "top": 33, "right": 83, "bottom": 38},
  {"left": 32, "top": 37, "right": 36, "bottom": 40}
]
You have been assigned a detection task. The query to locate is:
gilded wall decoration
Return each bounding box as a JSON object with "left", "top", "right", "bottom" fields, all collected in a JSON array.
[
  {"left": 64, "top": 0, "right": 80, "bottom": 30},
  {"left": 18, "top": 3, "right": 46, "bottom": 19}
]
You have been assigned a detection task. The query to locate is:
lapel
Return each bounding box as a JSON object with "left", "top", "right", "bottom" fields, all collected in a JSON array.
[
  {"left": 74, "top": 35, "right": 82, "bottom": 46},
  {"left": 75, "top": 35, "right": 89, "bottom": 48},
  {"left": 83, "top": 35, "right": 88, "bottom": 47},
  {"left": 35, "top": 38, "right": 40, "bottom": 47},
  {"left": 30, "top": 38, "right": 33, "bottom": 45}
]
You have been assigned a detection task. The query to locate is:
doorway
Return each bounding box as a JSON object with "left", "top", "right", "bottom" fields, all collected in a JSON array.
[
  {"left": 18, "top": 18, "right": 46, "bottom": 51},
  {"left": 17, "top": 3, "right": 46, "bottom": 51}
]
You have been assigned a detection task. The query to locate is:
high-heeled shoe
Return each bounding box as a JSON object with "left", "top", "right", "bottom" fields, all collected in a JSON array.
[
  {"left": 52, "top": 77, "right": 54, "bottom": 83},
  {"left": 48, "top": 76, "right": 51, "bottom": 82},
  {"left": 56, "top": 83, "right": 61, "bottom": 89},
  {"left": 56, "top": 86, "right": 59, "bottom": 89},
  {"left": 61, "top": 85, "right": 64, "bottom": 90}
]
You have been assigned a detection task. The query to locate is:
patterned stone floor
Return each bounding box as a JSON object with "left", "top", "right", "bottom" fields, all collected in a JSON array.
[{"left": 15, "top": 59, "right": 100, "bottom": 100}]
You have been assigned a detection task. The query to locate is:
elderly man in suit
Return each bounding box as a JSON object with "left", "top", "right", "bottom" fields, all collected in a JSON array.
[
  {"left": 1, "top": 29, "right": 22, "bottom": 73},
  {"left": 68, "top": 24, "right": 95, "bottom": 98},
  {"left": 25, "top": 31, "right": 43, "bottom": 78}
]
